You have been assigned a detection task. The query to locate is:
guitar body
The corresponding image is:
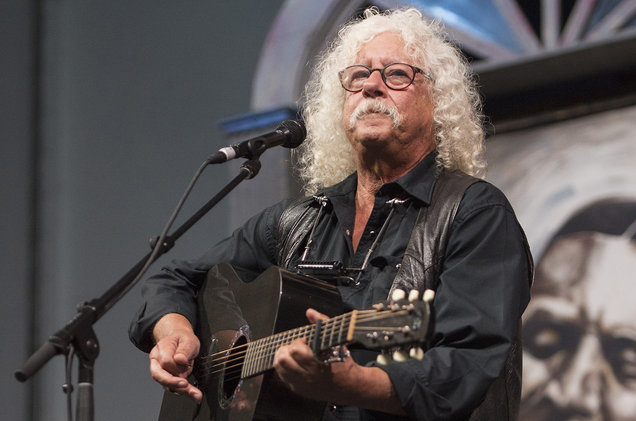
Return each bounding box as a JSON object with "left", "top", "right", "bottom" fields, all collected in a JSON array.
[{"left": 158, "top": 264, "right": 343, "bottom": 421}]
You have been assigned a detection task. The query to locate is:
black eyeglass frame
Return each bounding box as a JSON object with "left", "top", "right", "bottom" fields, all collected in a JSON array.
[{"left": 338, "top": 62, "right": 433, "bottom": 92}]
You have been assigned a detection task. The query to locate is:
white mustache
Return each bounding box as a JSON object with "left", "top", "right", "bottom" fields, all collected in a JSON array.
[{"left": 348, "top": 99, "right": 402, "bottom": 130}]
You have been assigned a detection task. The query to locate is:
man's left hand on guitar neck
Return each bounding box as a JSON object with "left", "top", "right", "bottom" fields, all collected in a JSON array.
[{"left": 273, "top": 308, "right": 407, "bottom": 416}]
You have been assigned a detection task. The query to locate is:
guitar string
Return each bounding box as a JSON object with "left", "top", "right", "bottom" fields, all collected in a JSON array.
[
  {"left": 197, "top": 309, "right": 416, "bottom": 385},
  {"left": 206, "top": 308, "right": 417, "bottom": 385},
  {"left": 197, "top": 324, "right": 320, "bottom": 384},
  {"left": 195, "top": 308, "right": 406, "bottom": 372},
  {"left": 196, "top": 310, "right": 356, "bottom": 366},
  {"left": 194, "top": 308, "right": 414, "bottom": 381},
  {"left": 196, "top": 309, "right": 366, "bottom": 369},
  {"left": 200, "top": 317, "right": 353, "bottom": 384},
  {"left": 197, "top": 313, "right": 350, "bottom": 372}
]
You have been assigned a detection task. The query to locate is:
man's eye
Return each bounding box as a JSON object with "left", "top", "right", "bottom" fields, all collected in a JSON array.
[
  {"left": 523, "top": 316, "right": 582, "bottom": 360},
  {"left": 386, "top": 69, "right": 409, "bottom": 78},
  {"left": 350, "top": 70, "right": 369, "bottom": 80},
  {"left": 604, "top": 336, "right": 636, "bottom": 387}
]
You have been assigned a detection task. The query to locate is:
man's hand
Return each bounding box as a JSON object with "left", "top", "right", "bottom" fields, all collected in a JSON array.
[
  {"left": 149, "top": 313, "right": 202, "bottom": 403},
  {"left": 273, "top": 309, "right": 405, "bottom": 415},
  {"left": 273, "top": 309, "right": 356, "bottom": 403}
]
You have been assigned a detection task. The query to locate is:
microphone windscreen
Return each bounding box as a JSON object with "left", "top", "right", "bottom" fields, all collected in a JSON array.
[{"left": 278, "top": 120, "right": 306, "bottom": 148}]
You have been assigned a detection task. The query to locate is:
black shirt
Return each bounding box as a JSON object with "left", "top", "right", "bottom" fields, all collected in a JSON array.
[{"left": 130, "top": 153, "right": 532, "bottom": 420}]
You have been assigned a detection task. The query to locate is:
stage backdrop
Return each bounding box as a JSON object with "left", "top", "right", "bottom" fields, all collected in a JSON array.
[{"left": 486, "top": 105, "right": 636, "bottom": 420}]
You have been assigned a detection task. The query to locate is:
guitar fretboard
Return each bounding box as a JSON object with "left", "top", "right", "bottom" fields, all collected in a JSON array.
[{"left": 241, "top": 310, "right": 357, "bottom": 378}]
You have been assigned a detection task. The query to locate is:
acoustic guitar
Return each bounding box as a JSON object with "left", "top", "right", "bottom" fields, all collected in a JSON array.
[{"left": 158, "top": 264, "right": 430, "bottom": 421}]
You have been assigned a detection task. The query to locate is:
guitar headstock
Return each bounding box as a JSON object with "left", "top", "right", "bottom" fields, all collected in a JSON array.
[{"left": 350, "top": 288, "right": 434, "bottom": 364}]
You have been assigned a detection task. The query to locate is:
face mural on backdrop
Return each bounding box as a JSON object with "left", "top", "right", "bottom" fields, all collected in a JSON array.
[
  {"left": 486, "top": 106, "right": 636, "bottom": 421},
  {"left": 248, "top": 3, "right": 636, "bottom": 419}
]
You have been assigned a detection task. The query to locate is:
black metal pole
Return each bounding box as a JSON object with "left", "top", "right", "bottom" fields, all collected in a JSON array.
[{"left": 15, "top": 158, "right": 262, "bottom": 421}]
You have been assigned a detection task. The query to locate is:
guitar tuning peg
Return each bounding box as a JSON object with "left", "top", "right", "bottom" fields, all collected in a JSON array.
[
  {"left": 392, "top": 350, "right": 408, "bottom": 362},
  {"left": 423, "top": 289, "right": 435, "bottom": 303},
  {"left": 409, "top": 347, "right": 425, "bottom": 360},
  {"left": 391, "top": 289, "right": 406, "bottom": 302},
  {"left": 408, "top": 289, "right": 419, "bottom": 302},
  {"left": 376, "top": 353, "right": 391, "bottom": 366}
]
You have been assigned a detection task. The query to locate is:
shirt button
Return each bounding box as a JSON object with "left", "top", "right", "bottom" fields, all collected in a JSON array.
[{"left": 345, "top": 229, "right": 351, "bottom": 236}]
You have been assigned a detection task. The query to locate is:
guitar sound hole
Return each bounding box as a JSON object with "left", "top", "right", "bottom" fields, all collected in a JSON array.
[{"left": 222, "top": 334, "right": 247, "bottom": 401}]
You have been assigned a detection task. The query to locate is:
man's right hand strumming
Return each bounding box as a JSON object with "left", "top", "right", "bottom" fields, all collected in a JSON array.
[{"left": 149, "top": 313, "right": 202, "bottom": 403}]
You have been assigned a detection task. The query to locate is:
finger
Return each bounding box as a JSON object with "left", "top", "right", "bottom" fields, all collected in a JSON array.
[
  {"left": 173, "top": 352, "right": 195, "bottom": 370},
  {"left": 174, "top": 335, "right": 200, "bottom": 364},
  {"left": 153, "top": 334, "right": 199, "bottom": 377},
  {"left": 163, "top": 383, "right": 203, "bottom": 403},
  {"left": 149, "top": 341, "right": 195, "bottom": 381},
  {"left": 150, "top": 356, "right": 188, "bottom": 387},
  {"left": 174, "top": 383, "right": 203, "bottom": 403},
  {"left": 285, "top": 339, "right": 326, "bottom": 370},
  {"left": 288, "top": 339, "right": 316, "bottom": 363},
  {"left": 306, "top": 308, "right": 329, "bottom": 323},
  {"left": 275, "top": 343, "right": 310, "bottom": 374},
  {"left": 150, "top": 343, "right": 184, "bottom": 377},
  {"left": 150, "top": 356, "right": 203, "bottom": 403}
]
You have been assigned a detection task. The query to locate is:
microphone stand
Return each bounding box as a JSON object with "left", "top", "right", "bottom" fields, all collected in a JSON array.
[{"left": 15, "top": 157, "right": 263, "bottom": 421}]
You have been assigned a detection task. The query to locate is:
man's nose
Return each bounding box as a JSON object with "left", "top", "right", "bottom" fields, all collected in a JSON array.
[
  {"left": 362, "top": 69, "right": 387, "bottom": 97},
  {"left": 545, "top": 332, "right": 605, "bottom": 415}
]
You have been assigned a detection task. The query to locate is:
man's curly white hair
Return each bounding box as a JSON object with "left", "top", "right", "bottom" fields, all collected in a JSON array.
[{"left": 295, "top": 7, "right": 486, "bottom": 194}]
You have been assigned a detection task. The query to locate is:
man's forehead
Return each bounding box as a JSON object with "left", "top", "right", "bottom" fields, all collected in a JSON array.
[
  {"left": 583, "top": 236, "right": 636, "bottom": 331},
  {"left": 532, "top": 234, "right": 636, "bottom": 333},
  {"left": 354, "top": 32, "right": 407, "bottom": 59}
]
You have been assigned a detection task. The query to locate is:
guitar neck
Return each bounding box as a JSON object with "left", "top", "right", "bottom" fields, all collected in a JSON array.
[{"left": 241, "top": 311, "right": 357, "bottom": 378}]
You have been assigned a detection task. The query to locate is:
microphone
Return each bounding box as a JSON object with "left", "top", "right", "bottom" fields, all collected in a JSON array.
[{"left": 207, "top": 119, "right": 306, "bottom": 164}]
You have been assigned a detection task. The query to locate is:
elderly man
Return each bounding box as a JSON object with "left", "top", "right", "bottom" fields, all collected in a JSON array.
[{"left": 130, "top": 8, "right": 532, "bottom": 421}]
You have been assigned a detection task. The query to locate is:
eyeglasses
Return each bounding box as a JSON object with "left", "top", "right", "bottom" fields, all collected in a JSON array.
[{"left": 338, "top": 62, "right": 432, "bottom": 92}]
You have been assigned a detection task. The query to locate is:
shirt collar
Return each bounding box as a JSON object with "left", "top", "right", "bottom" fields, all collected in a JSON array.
[
  {"left": 319, "top": 151, "right": 439, "bottom": 205},
  {"left": 376, "top": 152, "right": 438, "bottom": 205}
]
